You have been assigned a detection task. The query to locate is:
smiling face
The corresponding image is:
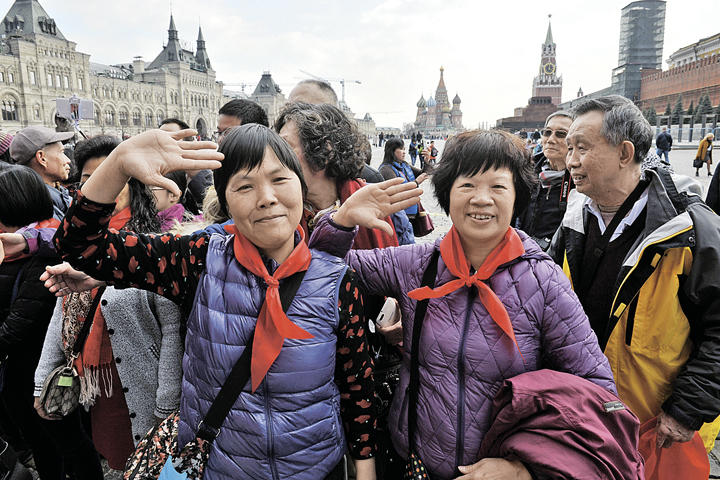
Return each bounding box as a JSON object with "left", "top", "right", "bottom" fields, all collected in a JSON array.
[
  {"left": 225, "top": 146, "right": 304, "bottom": 262},
  {"left": 449, "top": 167, "right": 516, "bottom": 261},
  {"left": 541, "top": 116, "right": 573, "bottom": 171},
  {"left": 566, "top": 111, "right": 625, "bottom": 206}
]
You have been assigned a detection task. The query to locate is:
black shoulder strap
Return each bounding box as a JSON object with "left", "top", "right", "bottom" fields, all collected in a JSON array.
[
  {"left": 197, "top": 269, "right": 307, "bottom": 442},
  {"left": 407, "top": 250, "right": 440, "bottom": 453},
  {"left": 72, "top": 286, "right": 107, "bottom": 356},
  {"left": 576, "top": 179, "right": 649, "bottom": 302}
]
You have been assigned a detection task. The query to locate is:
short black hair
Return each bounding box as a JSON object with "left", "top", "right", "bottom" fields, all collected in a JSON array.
[
  {"left": 160, "top": 118, "right": 191, "bottom": 130},
  {"left": 274, "top": 102, "right": 364, "bottom": 182},
  {"left": 214, "top": 124, "right": 307, "bottom": 218},
  {"left": 382, "top": 137, "right": 405, "bottom": 164},
  {"left": 431, "top": 129, "right": 535, "bottom": 216},
  {"left": 0, "top": 165, "right": 53, "bottom": 227},
  {"left": 72, "top": 135, "right": 121, "bottom": 183},
  {"left": 218, "top": 99, "right": 269, "bottom": 127}
]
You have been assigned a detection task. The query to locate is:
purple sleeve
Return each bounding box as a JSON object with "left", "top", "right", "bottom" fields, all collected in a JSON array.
[
  {"left": 21, "top": 228, "right": 58, "bottom": 257},
  {"left": 307, "top": 213, "right": 358, "bottom": 258},
  {"left": 538, "top": 260, "right": 617, "bottom": 394}
]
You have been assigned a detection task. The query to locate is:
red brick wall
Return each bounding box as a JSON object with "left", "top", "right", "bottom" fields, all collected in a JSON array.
[{"left": 638, "top": 55, "right": 720, "bottom": 110}]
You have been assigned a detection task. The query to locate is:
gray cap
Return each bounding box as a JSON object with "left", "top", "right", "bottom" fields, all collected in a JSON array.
[{"left": 10, "top": 126, "right": 74, "bottom": 165}]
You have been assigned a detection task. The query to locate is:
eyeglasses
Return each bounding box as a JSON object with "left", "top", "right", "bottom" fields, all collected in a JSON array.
[{"left": 541, "top": 129, "right": 568, "bottom": 139}]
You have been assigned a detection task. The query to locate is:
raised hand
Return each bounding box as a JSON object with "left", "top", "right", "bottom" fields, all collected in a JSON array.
[
  {"left": 115, "top": 129, "right": 224, "bottom": 195},
  {"left": 81, "top": 129, "right": 224, "bottom": 205},
  {"left": 332, "top": 177, "right": 422, "bottom": 236},
  {"left": 40, "top": 262, "right": 105, "bottom": 296}
]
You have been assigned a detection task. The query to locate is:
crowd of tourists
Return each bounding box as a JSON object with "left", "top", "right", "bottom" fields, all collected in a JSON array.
[{"left": 0, "top": 80, "right": 718, "bottom": 480}]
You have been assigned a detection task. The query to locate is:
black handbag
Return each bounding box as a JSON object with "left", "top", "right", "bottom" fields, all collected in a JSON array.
[
  {"left": 124, "top": 271, "right": 306, "bottom": 480},
  {"left": 693, "top": 157, "right": 704, "bottom": 168},
  {"left": 404, "top": 252, "right": 439, "bottom": 480},
  {"left": 39, "top": 287, "right": 106, "bottom": 416}
]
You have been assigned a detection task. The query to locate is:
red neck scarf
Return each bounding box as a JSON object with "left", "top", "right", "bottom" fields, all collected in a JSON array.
[
  {"left": 109, "top": 206, "right": 132, "bottom": 232},
  {"left": 338, "top": 179, "right": 398, "bottom": 249},
  {"left": 408, "top": 226, "right": 526, "bottom": 359},
  {"left": 224, "top": 224, "right": 314, "bottom": 392}
]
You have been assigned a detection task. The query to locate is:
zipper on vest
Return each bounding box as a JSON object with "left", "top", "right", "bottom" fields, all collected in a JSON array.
[
  {"left": 455, "top": 286, "right": 477, "bottom": 474},
  {"left": 264, "top": 381, "right": 280, "bottom": 480}
]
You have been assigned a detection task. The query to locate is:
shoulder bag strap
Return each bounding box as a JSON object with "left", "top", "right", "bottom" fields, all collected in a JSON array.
[
  {"left": 71, "top": 286, "right": 107, "bottom": 357},
  {"left": 407, "top": 250, "right": 440, "bottom": 453},
  {"left": 575, "top": 180, "right": 649, "bottom": 302},
  {"left": 197, "top": 269, "right": 307, "bottom": 442}
]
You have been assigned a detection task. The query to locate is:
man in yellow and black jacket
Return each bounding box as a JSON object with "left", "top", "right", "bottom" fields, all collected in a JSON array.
[{"left": 550, "top": 95, "right": 720, "bottom": 452}]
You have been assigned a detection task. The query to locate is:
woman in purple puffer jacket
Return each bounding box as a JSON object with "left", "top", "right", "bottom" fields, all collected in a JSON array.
[{"left": 312, "top": 129, "right": 617, "bottom": 480}]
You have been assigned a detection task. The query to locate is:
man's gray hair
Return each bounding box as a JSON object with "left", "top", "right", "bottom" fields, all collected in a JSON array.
[
  {"left": 570, "top": 95, "right": 652, "bottom": 164},
  {"left": 544, "top": 110, "right": 574, "bottom": 128}
]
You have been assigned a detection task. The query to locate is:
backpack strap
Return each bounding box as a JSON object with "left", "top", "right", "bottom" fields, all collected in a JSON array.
[
  {"left": 407, "top": 250, "right": 440, "bottom": 453},
  {"left": 196, "top": 270, "right": 307, "bottom": 441}
]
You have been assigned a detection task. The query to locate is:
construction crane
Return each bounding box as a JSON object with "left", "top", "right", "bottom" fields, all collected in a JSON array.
[
  {"left": 224, "top": 82, "right": 295, "bottom": 93},
  {"left": 297, "top": 70, "right": 361, "bottom": 104}
]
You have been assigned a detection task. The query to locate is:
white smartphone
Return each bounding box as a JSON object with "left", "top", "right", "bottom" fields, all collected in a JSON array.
[{"left": 375, "top": 297, "right": 400, "bottom": 328}]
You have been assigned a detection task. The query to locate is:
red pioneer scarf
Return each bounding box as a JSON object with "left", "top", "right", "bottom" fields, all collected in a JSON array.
[
  {"left": 408, "top": 226, "right": 526, "bottom": 358},
  {"left": 108, "top": 206, "right": 132, "bottom": 232},
  {"left": 224, "top": 224, "right": 314, "bottom": 392}
]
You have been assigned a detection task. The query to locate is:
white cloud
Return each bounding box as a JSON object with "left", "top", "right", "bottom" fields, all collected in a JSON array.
[{"left": 26, "top": 0, "right": 720, "bottom": 128}]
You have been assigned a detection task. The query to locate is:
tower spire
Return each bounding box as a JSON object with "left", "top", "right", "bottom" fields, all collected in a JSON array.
[
  {"left": 545, "top": 15, "right": 553, "bottom": 45},
  {"left": 168, "top": 13, "right": 178, "bottom": 40}
]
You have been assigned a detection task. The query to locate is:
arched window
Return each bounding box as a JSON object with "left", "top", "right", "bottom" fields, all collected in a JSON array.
[
  {"left": 119, "top": 110, "right": 128, "bottom": 126},
  {"left": 1, "top": 99, "right": 17, "bottom": 121},
  {"left": 105, "top": 109, "right": 115, "bottom": 125},
  {"left": 145, "top": 111, "right": 153, "bottom": 127},
  {"left": 132, "top": 111, "right": 141, "bottom": 126}
]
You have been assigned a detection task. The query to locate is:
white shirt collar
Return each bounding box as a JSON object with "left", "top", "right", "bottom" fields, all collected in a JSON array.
[{"left": 583, "top": 188, "right": 649, "bottom": 242}]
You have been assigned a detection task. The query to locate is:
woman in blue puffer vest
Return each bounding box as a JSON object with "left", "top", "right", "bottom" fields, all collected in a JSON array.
[{"left": 51, "top": 125, "right": 421, "bottom": 480}]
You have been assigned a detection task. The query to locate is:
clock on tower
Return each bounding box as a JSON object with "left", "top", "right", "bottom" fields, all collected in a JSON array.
[{"left": 543, "top": 62, "right": 555, "bottom": 75}]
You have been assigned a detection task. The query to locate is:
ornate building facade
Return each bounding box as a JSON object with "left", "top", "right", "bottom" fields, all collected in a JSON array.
[
  {"left": 413, "top": 67, "right": 463, "bottom": 135},
  {"left": 497, "top": 21, "right": 563, "bottom": 130},
  {"left": 0, "top": 0, "right": 225, "bottom": 138}
]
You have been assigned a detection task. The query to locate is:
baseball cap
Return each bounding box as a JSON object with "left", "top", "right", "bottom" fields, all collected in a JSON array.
[{"left": 10, "top": 126, "right": 74, "bottom": 165}]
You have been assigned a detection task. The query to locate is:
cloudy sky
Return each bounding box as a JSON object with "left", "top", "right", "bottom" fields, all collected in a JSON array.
[{"left": 37, "top": 0, "right": 718, "bottom": 129}]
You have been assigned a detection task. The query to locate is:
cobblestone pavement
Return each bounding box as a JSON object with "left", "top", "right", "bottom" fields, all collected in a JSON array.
[{"left": 371, "top": 138, "right": 720, "bottom": 473}]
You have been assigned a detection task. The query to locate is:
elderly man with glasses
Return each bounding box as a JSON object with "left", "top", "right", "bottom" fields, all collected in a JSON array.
[{"left": 513, "top": 111, "right": 574, "bottom": 251}]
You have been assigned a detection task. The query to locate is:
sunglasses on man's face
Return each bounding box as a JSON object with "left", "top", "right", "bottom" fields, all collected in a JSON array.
[{"left": 541, "top": 129, "right": 568, "bottom": 139}]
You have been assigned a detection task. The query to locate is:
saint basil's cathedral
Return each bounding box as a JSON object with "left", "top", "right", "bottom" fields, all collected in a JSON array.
[{"left": 413, "top": 67, "right": 463, "bottom": 135}]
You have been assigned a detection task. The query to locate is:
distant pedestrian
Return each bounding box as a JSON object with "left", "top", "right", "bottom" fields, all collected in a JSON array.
[
  {"left": 379, "top": 132, "right": 385, "bottom": 146},
  {"left": 532, "top": 129, "right": 541, "bottom": 142},
  {"left": 695, "top": 132, "right": 714, "bottom": 177},
  {"left": 655, "top": 126, "right": 672, "bottom": 164},
  {"left": 408, "top": 139, "right": 418, "bottom": 166}
]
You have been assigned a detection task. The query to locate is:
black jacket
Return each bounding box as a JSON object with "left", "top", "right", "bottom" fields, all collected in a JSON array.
[
  {"left": 0, "top": 255, "right": 61, "bottom": 367},
  {"left": 656, "top": 131, "right": 673, "bottom": 150},
  {"left": 514, "top": 152, "right": 573, "bottom": 248}
]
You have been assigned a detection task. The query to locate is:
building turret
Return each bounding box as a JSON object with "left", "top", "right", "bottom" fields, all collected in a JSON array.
[{"left": 195, "top": 24, "right": 211, "bottom": 70}]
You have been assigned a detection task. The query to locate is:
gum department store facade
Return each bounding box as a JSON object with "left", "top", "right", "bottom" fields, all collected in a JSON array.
[{"left": 0, "top": 0, "right": 230, "bottom": 138}]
